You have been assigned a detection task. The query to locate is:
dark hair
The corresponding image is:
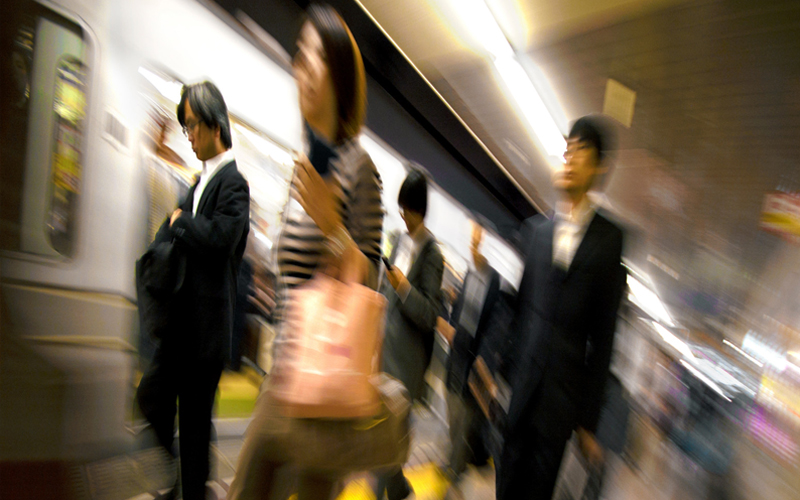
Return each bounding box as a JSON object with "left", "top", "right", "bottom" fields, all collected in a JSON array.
[
  {"left": 306, "top": 3, "right": 366, "bottom": 144},
  {"left": 177, "top": 81, "right": 232, "bottom": 149},
  {"left": 398, "top": 168, "right": 429, "bottom": 218},
  {"left": 568, "top": 115, "right": 615, "bottom": 163}
]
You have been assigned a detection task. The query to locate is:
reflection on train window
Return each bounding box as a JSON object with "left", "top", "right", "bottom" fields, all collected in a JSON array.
[
  {"left": 0, "top": 5, "right": 87, "bottom": 258},
  {"left": 48, "top": 57, "right": 87, "bottom": 256},
  {"left": 0, "top": 20, "right": 35, "bottom": 251}
]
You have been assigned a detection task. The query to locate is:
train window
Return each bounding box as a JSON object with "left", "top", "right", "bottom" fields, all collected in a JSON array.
[
  {"left": 0, "top": 19, "right": 35, "bottom": 251},
  {"left": 0, "top": 5, "right": 88, "bottom": 258},
  {"left": 48, "top": 57, "right": 87, "bottom": 256}
]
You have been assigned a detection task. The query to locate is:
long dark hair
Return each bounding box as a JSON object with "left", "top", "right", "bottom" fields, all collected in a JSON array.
[{"left": 305, "top": 3, "right": 366, "bottom": 144}]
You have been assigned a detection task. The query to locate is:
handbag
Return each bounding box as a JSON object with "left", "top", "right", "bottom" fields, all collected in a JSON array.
[
  {"left": 269, "top": 249, "right": 387, "bottom": 418},
  {"left": 135, "top": 240, "right": 186, "bottom": 339},
  {"left": 241, "top": 374, "right": 411, "bottom": 473}
]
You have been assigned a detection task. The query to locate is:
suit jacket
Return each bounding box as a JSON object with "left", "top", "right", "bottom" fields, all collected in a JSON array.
[
  {"left": 505, "top": 211, "right": 625, "bottom": 445},
  {"left": 152, "top": 159, "right": 250, "bottom": 362},
  {"left": 380, "top": 230, "right": 444, "bottom": 401},
  {"left": 445, "top": 266, "right": 501, "bottom": 397}
]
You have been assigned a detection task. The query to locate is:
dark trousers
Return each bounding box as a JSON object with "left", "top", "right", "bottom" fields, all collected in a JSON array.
[
  {"left": 446, "top": 389, "right": 489, "bottom": 480},
  {"left": 137, "top": 341, "right": 223, "bottom": 500},
  {"left": 497, "top": 425, "right": 567, "bottom": 500},
  {"left": 374, "top": 467, "right": 411, "bottom": 500}
]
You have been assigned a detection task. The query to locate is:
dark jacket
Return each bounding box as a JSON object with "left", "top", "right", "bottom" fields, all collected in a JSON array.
[
  {"left": 445, "top": 266, "right": 501, "bottom": 397},
  {"left": 151, "top": 159, "right": 250, "bottom": 362},
  {"left": 505, "top": 212, "right": 625, "bottom": 444},
  {"left": 381, "top": 230, "right": 444, "bottom": 401}
]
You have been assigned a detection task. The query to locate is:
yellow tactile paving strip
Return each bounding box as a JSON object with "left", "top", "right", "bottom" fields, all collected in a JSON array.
[{"left": 278, "top": 463, "right": 452, "bottom": 500}]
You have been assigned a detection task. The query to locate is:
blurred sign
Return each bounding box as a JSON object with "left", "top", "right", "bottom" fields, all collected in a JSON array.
[
  {"left": 760, "top": 191, "right": 800, "bottom": 244},
  {"left": 603, "top": 79, "right": 636, "bottom": 128}
]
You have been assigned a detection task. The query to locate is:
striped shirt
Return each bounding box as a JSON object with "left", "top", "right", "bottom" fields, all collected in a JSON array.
[{"left": 274, "top": 138, "right": 384, "bottom": 322}]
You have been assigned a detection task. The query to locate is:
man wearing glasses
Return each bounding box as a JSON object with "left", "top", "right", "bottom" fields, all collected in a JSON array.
[
  {"left": 496, "top": 116, "right": 626, "bottom": 500},
  {"left": 137, "top": 81, "right": 250, "bottom": 500}
]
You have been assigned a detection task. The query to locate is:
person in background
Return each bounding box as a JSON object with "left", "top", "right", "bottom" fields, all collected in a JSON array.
[
  {"left": 227, "top": 4, "right": 383, "bottom": 499},
  {"left": 496, "top": 116, "right": 626, "bottom": 500},
  {"left": 438, "top": 219, "right": 501, "bottom": 499},
  {"left": 375, "top": 168, "right": 444, "bottom": 500},
  {"left": 136, "top": 81, "right": 250, "bottom": 500}
]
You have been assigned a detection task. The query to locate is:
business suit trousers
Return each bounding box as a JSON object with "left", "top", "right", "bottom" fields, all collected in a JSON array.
[
  {"left": 496, "top": 425, "right": 567, "bottom": 500},
  {"left": 374, "top": 467, "right": 412, "bottom": 500},
  {"left": 137, "top": 341, "right": 223, "bottom": 500},
  {"left": 446, "top": 389, "right": 489, "bottom": 480}
]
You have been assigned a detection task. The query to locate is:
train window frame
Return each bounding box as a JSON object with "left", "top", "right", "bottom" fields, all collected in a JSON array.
[{"left": 0, "top": 1, "right": 93, "bottom": 261}]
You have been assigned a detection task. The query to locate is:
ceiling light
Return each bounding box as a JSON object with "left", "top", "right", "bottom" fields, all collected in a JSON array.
[
  {"left": 442, "top": 0, "right": 567, "bottom": 160},
  {"left": 447, "top": 0, "right": 514, "bottom": 60},
  {"left": 493, "top": 56, "right": 567, "bottom": 158}
]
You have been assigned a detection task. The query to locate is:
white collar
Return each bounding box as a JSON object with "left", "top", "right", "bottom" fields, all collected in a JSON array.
[
  {"left": 555, "top": 196, "right": 595, "bottom": 227},
  {"left": 202, "top": 149, "right": 235, "bottom": 179}
]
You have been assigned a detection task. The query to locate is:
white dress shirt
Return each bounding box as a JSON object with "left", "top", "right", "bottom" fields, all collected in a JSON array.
[
  {"left": 553, "top": 197, "right": 595, "bottom": 270},
  {"left": 458, "top": 265, "right": 490, "bottom": 337},
  {"left": 393, "top": 227, "right": 431, "bottom": 302},
  {"left": 192, "top": 149, "right": 235, "bottom": 215}
]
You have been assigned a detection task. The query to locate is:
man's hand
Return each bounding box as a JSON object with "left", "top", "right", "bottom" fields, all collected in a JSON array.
[
  {"left": 170, "top": 209, "right": 183, "bottom": 227},
  {"left": 386, "top": 266, "right": 407, "bottom": 291},
  {"left": 577, "top": 427, "right": 604, "bottom": 467},
  {"left": 437, "top": 316, "right": 456, "bottom": 345}
]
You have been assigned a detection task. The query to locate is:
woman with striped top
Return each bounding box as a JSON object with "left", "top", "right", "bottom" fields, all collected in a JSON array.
[{"left": 228, "top": 4, "right": 384, "bottom": 500}]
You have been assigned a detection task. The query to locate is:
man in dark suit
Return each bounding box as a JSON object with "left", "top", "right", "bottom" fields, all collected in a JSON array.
[
  {"left": 496, "top": 116, "right": 626, "bottom": 500},
  {"left": 376, "top": 168, "right": 444, "bottom": 500},
  {"left": 137, "top": 81, "right": 250, "bottom": 500},
  {"left": 438, "top": 219, "right": 500, "bottom": 498}
]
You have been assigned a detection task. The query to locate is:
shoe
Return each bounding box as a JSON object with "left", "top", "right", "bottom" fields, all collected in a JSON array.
[{"left": 386, "top": 477, "right": 413, "bottom": 500}]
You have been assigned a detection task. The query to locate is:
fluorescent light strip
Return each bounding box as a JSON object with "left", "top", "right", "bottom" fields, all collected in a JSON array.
[
  {"left": 493, "top": 56, "right": 567, "bottom": 158},
  {"left": 451, "top": 0, "right": 514, "bottom": 59},
  {"left": 445, "top": 0, "right": 566, "bottom": 159},
  {"left": 350, "top": 0, "right": 543, "bottom": 213},
  {"left": 723, "top": 339, "right": 764, "bottom": 368}
]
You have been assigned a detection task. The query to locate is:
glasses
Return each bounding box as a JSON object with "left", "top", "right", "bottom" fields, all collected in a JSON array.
[
  {"left": 563, "top": 142, "right": 594, "bottom": 160},
  {"left": 182, "top": 119, "right": 202, "bottom": 137}
]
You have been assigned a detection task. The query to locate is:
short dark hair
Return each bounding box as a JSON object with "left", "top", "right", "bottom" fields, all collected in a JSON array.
[
  {"left": 177, "top": 81, "right": 232, "bottom": 149},
  {"left": 398, "top": 168, "right": 428, "bottom": 218},
  {"left": 568, "top": 115, "right": 615, "bottom": 163},
  {"left": 306, "top": 3, "right": 367, "bottom": 144}
]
